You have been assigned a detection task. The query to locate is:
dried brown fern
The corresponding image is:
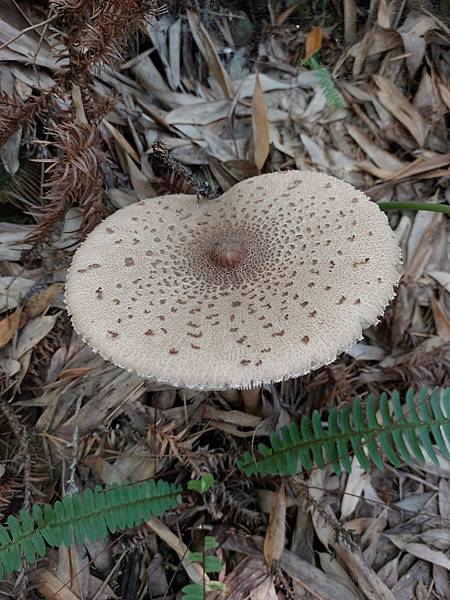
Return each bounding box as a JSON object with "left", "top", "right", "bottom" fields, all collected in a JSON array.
[
  {"left": 22, "top": 0, "right": 164, "bottom": 243},
  {"left": 50, "top": 0, "right": 162, "bottom": 81},
  {"left": 0, "top": 93, "right": 45, "bottom": 148},
  {"left": 30, "top": 121, "right": 106, "bottom": 242}
]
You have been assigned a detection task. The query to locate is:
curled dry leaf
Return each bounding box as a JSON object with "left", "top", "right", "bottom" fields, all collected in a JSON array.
[{"left": 263, "top": 483, "right": 286, "bottom": 567}]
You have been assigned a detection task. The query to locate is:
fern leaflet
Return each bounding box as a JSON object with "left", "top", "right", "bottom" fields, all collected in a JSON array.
[
  {"left": 0, "top": 478, "right": 182, "bottom": 579},
  {"left": 238, "top": 388, "right": 450, "bottom": 477}
]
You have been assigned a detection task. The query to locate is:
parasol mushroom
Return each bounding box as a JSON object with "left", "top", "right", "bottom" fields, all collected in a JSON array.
[{"left": 65, "top": 171, "right": 400, "bottom": 398}]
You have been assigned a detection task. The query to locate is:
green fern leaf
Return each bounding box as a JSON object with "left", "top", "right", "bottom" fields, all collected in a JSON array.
[
  {"left": 238, "top": 388, "right": 450, "bottom": 477},
  {"left": 0, "top": 478, "right": 181, "bottom": 579}
]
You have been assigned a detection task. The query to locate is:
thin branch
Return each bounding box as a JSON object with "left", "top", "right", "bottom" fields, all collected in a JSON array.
[{"left": 0, "top": 14, "right": 57, "bottom": 52}]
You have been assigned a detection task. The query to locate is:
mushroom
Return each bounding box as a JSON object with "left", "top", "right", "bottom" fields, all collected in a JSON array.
[{"left": 65, "top": 171, "right": 400, "bottom": 398}]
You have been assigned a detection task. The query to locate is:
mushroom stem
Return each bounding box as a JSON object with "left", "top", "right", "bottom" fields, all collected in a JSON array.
[{"left": 241, "top": 387, "right": 262, "bottom": 416}]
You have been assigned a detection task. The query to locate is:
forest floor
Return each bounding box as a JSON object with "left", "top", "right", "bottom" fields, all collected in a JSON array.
[{"left": 0, "top": 1, "right": 449, "bottom": 599}]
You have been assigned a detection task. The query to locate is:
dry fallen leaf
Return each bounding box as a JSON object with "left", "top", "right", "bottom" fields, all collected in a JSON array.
[
  {"left": 0, "top": 307, "right": 22, "bottom": 349},
  {"left": 23, "top": 283, "right": 64, "bottom": 319},
  {"left": 305, "top": 26, "right": 323, "bottom": 60},
  {"left": 346, "top": 124, "right": 405, "bottom": 172},
  {"left": 373, "top": 75, "right": 428, "bottom": 146},
  {"left": 34, "top": 569, "right": 81, "bottom": 600},
  {"left": 250, "top": 575, "right": 277, "bottom": 599},
  {"left": 276, "top": 3, "right": 300, "bottom": 26},
  {"left": 186, "top": 10, "right": 234, "bottom": 100},
  {"left": 13, "top": 314, "right": 59, "bottom": 359},
  {"left": 0, "top": 222, "right": 34, "bottom": 261},
  {"left": 251, "top": 73, "right": 270, "bottom": 172},
  {"left": 57, "top": 366, "right": 96, "bottom": 381},
  {"left": 125, "top": 155, "right": 157, "bottom": 200},
  {"left": 387, "top": 537, "right": 450, "bottom": 571},
  {"left": 147, "top": 517, "right": 208, "bottom": 585},
  {"left": 431, "top": 297, "right": 450, "bottom": 342},
  {"left": 279, "top": 545, "right": 361, "bottom": 600},
  {"left": 57, "top": 545, "right": 89, "bottom": 600},
  {"left": 102, "top": 119, "right": 140, "bottom": 162},
  {"left": 341, "top": 456, "right": 368, "bottom": 518},
  {"left": 377, "top": 0, "right": 391, "bottom": 28},
  {"left": 0, "top": 276, "right": 34, "bottom": 312},
  {"left": 166, "top": 100, "right": 230, "bottom": 126},
  {"left": 437, "top": 81, "right": 450, "bottom": 110},
  {"left": 263, "top": 483, "right": 286, "bottom": 567}
]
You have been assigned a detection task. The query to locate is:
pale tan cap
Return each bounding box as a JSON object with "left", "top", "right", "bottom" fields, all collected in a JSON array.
[{"left": 65, "top": 171, "right": 400, "bottom": 390}]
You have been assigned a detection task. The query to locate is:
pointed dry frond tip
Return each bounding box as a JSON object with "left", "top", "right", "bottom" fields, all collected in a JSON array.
[{"left": 65, "top": 171, "right": 401, "bottom": 390}]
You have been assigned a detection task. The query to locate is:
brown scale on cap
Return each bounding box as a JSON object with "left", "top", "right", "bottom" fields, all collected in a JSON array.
[{"left": 65, "top": 170, "right": 400, "bottom": 390}]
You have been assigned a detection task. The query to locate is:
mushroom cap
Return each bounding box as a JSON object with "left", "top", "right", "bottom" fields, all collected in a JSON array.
[{"left": 65, "top": 171, "right": 400, "bottom": 390}]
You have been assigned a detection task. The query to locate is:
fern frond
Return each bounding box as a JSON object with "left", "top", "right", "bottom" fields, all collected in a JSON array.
[
  {"left": 0, "top": 478, "right": 181, "bottom": 579},
  {"left": 304, "top": 57, "right": 346, "bottom": 111},
  {"left": 238, "top": 388, "right": 450, "bottom": 477},
  {"left": 0, "top": 93, "right": 44, "bottom": 148},
  {"left": 28, "top": 121, "right": 106, "bottom": 243}
]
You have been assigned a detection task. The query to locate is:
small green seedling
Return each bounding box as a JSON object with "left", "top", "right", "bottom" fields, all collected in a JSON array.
[
  {"left": 187, "top": 473, "right": 215, "bottom": 494},
  {"left": 182, "top": 536, "right": 227, "bottom": 600}
]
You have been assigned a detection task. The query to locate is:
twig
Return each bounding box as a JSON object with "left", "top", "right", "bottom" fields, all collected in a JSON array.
[
  {"left": 343, "top": 0, "right": 357, "bottom": 44},
  {"left": 72, "top": 84, "right": 88, "bottom": 125},
  {"left": 0, "top": 14, "right": 57, "bottom": 52},
  {"left": 67, "top": 393, "right": 84, "bottom": 496}
]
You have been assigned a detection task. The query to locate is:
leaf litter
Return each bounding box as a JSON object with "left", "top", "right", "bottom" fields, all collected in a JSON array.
[{"left": 0, "top": 1, "right": 449, "bottom": 599}]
